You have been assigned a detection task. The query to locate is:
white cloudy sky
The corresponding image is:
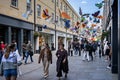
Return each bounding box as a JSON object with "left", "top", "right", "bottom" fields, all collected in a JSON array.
[{"left": 67, "top": 0, "right": 103, "bottom": 15}]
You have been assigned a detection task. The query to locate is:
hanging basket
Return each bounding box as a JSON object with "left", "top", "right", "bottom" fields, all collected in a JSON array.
[
  {"left": 101, "top": 30, "right": 110, "bottom": 40},
  {"left": 39, "top": 33, "right": 42, "bottom": 37},
  {"left": 34, "top": 31, "right": 39, "bottom": 37}
]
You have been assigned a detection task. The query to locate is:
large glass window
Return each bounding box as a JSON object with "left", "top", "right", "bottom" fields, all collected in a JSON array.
[
  {"left": 37, "top": 4, "right": 41, "bottom": 17},
  {"left": 11, "top": 0, "right": 18, "bottom": 7},
  {"left": 0, "top": 27, "right": 6, "bottom": 43},
  {"left": 27, "top": 0, "right": 31, "bottom": 11},
  {"left": 23, "top": 30, "right": 29, "bottom": 44},
  {"left": 11, "top": 28, "right": 19, "bottom": 44}
]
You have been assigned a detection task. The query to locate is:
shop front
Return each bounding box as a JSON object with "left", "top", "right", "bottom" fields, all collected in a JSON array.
[
  {"left": 56, "top": 31, "right": 66, "bottom": 50},
  {"left": 35, "top": 25, "right": 55, "bottom": 52},
  {"left": 66, "top": 34, "right": 73, "bottom": 50},
  {"left": 0, "top": 14, "right": 33, "bottom": 54}
]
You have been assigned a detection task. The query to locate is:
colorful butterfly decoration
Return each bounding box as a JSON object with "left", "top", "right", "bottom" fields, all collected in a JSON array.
[{"left": 42, "top": 9, "right": 51, "bottom": 20}]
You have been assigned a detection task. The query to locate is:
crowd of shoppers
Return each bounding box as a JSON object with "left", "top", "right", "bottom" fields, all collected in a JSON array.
[{"left": 0, "top": 38, "right": 112, "bottom": 80}]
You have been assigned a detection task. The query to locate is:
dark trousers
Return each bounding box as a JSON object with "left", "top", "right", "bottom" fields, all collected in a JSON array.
[
  {"left": 109, "top": 55, "right": 111, "bottom": 67},
  {"left": 70, "top": 50, "right": 73, "bottom": 56},
  {"left": 74, "top": 48, "right": 79, "bottom": 55},
  {"left": 99, "top": 49, "right": 101, "bottom": 58},
  {"left": 68, "top": 49, "right": 70, "bottom": 56},
  {"left": 22, "top": 51, "right": 26, "bottom": 60},
  {"left": 25, "top": 51, "right": 33, "bottom": 63},
  {"left": 79, "top": 49, "right": 81, "bottom": 56},
  {"left": 89, "top": 51, "right": 93, "bottom": 61},
  {"left": 57, "top": 64, "right": 67, "bottom": 77},
  {"left": 0, "top": 51, "right": 3, "bottom": 63},
  {"left": 0, "top": 53, "right": 3, "bottom": 63}
]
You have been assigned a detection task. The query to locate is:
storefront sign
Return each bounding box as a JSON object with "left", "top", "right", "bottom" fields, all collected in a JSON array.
[
  {"left": 67, "top": 34, "right": 73, "bottom": 38},
  {"left": 57, "top": 32, "right": 66, "bottom": 37},
  {"left": 42, "top": 28, "right": 55, "bottom": 34}
]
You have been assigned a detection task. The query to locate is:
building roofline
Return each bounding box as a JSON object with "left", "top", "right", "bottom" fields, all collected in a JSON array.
[{"left": 64, "top": 0, "right": 80, "bottom": 18}]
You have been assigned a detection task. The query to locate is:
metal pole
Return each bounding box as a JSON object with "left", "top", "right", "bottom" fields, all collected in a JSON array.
[
  {"left": 34, "top": 0, "right": 36, "bottom": 53},
  {"left": 34, "top": 0, "right": 36, "bottom": 31},
  {"left": 55, "top": 0, "right": 57, "bottom": 50},
  {"left": 66, "top": 28, "right": 67, "bottom": 49},
  {"left": 118, "top": 0, "right": 120, "bottom": 80}
]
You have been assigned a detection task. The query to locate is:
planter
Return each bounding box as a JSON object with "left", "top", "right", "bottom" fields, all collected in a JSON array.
[
  {"left": 34, "top": 31, "right": 39, "bottom": 38},
  {"left": 101, "top": 31, "right": 110, "bottom": 41}
]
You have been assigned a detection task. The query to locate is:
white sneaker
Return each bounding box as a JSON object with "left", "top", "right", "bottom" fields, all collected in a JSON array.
[
  {"left": 44, "top": 74, "right": 48, "bottom": 78},
  {"left": 107, "top": 66, "right": 111, "bottom": 70}
]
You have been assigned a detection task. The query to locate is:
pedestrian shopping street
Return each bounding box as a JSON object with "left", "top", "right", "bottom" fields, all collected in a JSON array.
[
  {"left": 0, "top": 0, "right": 120, "bottom": 80},
  {"left": 1, "top": 51, "right": 117, "bottom": 80}
]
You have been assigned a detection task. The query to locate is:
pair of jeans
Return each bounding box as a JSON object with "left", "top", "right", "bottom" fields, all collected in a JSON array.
[
  {"left": 25, "top": 51, "right": 33, "bottom": 64},
  {"left": 0, "top": 52, "right": 3, "bottom": 63},
  {"left": 74, "top": 48, "right": 78, "bottom": 55},
  {"left": 4, "top": 69, "right": 17, "bottom": 77},
  {"left": 89, "top": 51, "right": 93, "bottom": 61},
  {"left": 83, "top": 51, "right": 90, "bottom": 61}
]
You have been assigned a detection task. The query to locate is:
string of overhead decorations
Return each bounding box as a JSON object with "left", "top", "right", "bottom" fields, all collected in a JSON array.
[
  {"left": 22, "top": 0, "right": 105, "bottom": 42},
  {"left": 77, "top": 1, "right": 104, "bottom": 41}
]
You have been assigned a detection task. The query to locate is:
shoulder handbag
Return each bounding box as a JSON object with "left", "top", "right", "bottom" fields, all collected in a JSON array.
[{"left": 29, "top": 51, "right": 33, "bottom": 56}]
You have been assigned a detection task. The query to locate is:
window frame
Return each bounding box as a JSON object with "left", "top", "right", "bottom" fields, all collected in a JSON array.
[
  {"left": 51, "top": 13, "right": 54, "bottom": 23},
  {"left": 11, "top": 0, "right": 18, "bottom": 8},
  {"left": 56, "top": 16, "right": 59, "bottom": 25},
  {"left": 56, "top": 0, "right": 59, "bottom": 7},
  {"left": 27, "top": 0, "right": 32, "bottom": 11},
  {"left": 37, "top": 4, "right": 41, "bottom": 17},
  {"left": 52, "top": 0, "right": 54, "bottom": 3},
  {"left": 60, "top": 2, "right": 62, "bottom": 10}
]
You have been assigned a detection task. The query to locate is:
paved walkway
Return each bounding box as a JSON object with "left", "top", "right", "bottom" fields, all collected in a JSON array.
[{"left": 0, "top": 51, "right": 118, "bottom": 80}]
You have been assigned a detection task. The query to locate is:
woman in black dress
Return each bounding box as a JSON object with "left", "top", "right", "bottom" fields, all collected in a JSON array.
[{"left": 56, "top": 44, "right": 69, "bottom": 80}]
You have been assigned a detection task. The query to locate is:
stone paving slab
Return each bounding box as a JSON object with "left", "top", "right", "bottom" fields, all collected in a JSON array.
[{"left": 0, "top": 51, "right": 118, "bottom": 80}]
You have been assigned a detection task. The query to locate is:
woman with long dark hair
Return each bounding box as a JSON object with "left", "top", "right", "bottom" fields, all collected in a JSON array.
[
  {"left": 56, "top": 44, "right": 69, "bottom": 80},
  {"left": 0, "top": 43, "right": 21, "bottom": 80}
]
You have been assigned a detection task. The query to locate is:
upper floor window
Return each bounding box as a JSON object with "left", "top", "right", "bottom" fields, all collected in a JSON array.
[
  {"left": 27, "top": 0, "right": 32, "bottom": 11},
  {"left": 66, "top": 6, "right": 68, "bottom": 13},
  {"left": 56, "top": 0, "right": 59, "bottom": 7},
  {"left": 60, "top": 2, "right": 62, "bottom": 10},
  {"left": 72, "top": 13, "right": 74, "bottom": 19},
  {"left": 64, "top": 5, "right": 66, "bottom": 12},
  {"left": 56, "top": 16, "right": 59, "bottom": 24},
  {"left": 37, "top": 4, "right": 41, "bottom": 17},
  {"left": 11, "top": 0, "right": 18, "bottom": 7},
  {"left": 52, "top": 0, "right": 54, "bottom": 3},
  {"left": 51, "top": 13, "right": 54, "bottom": 22}
]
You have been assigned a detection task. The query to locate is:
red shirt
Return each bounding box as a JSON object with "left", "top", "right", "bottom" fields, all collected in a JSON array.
[{"left": 0, "top": 43, "right": 5, "bottom": 50}]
